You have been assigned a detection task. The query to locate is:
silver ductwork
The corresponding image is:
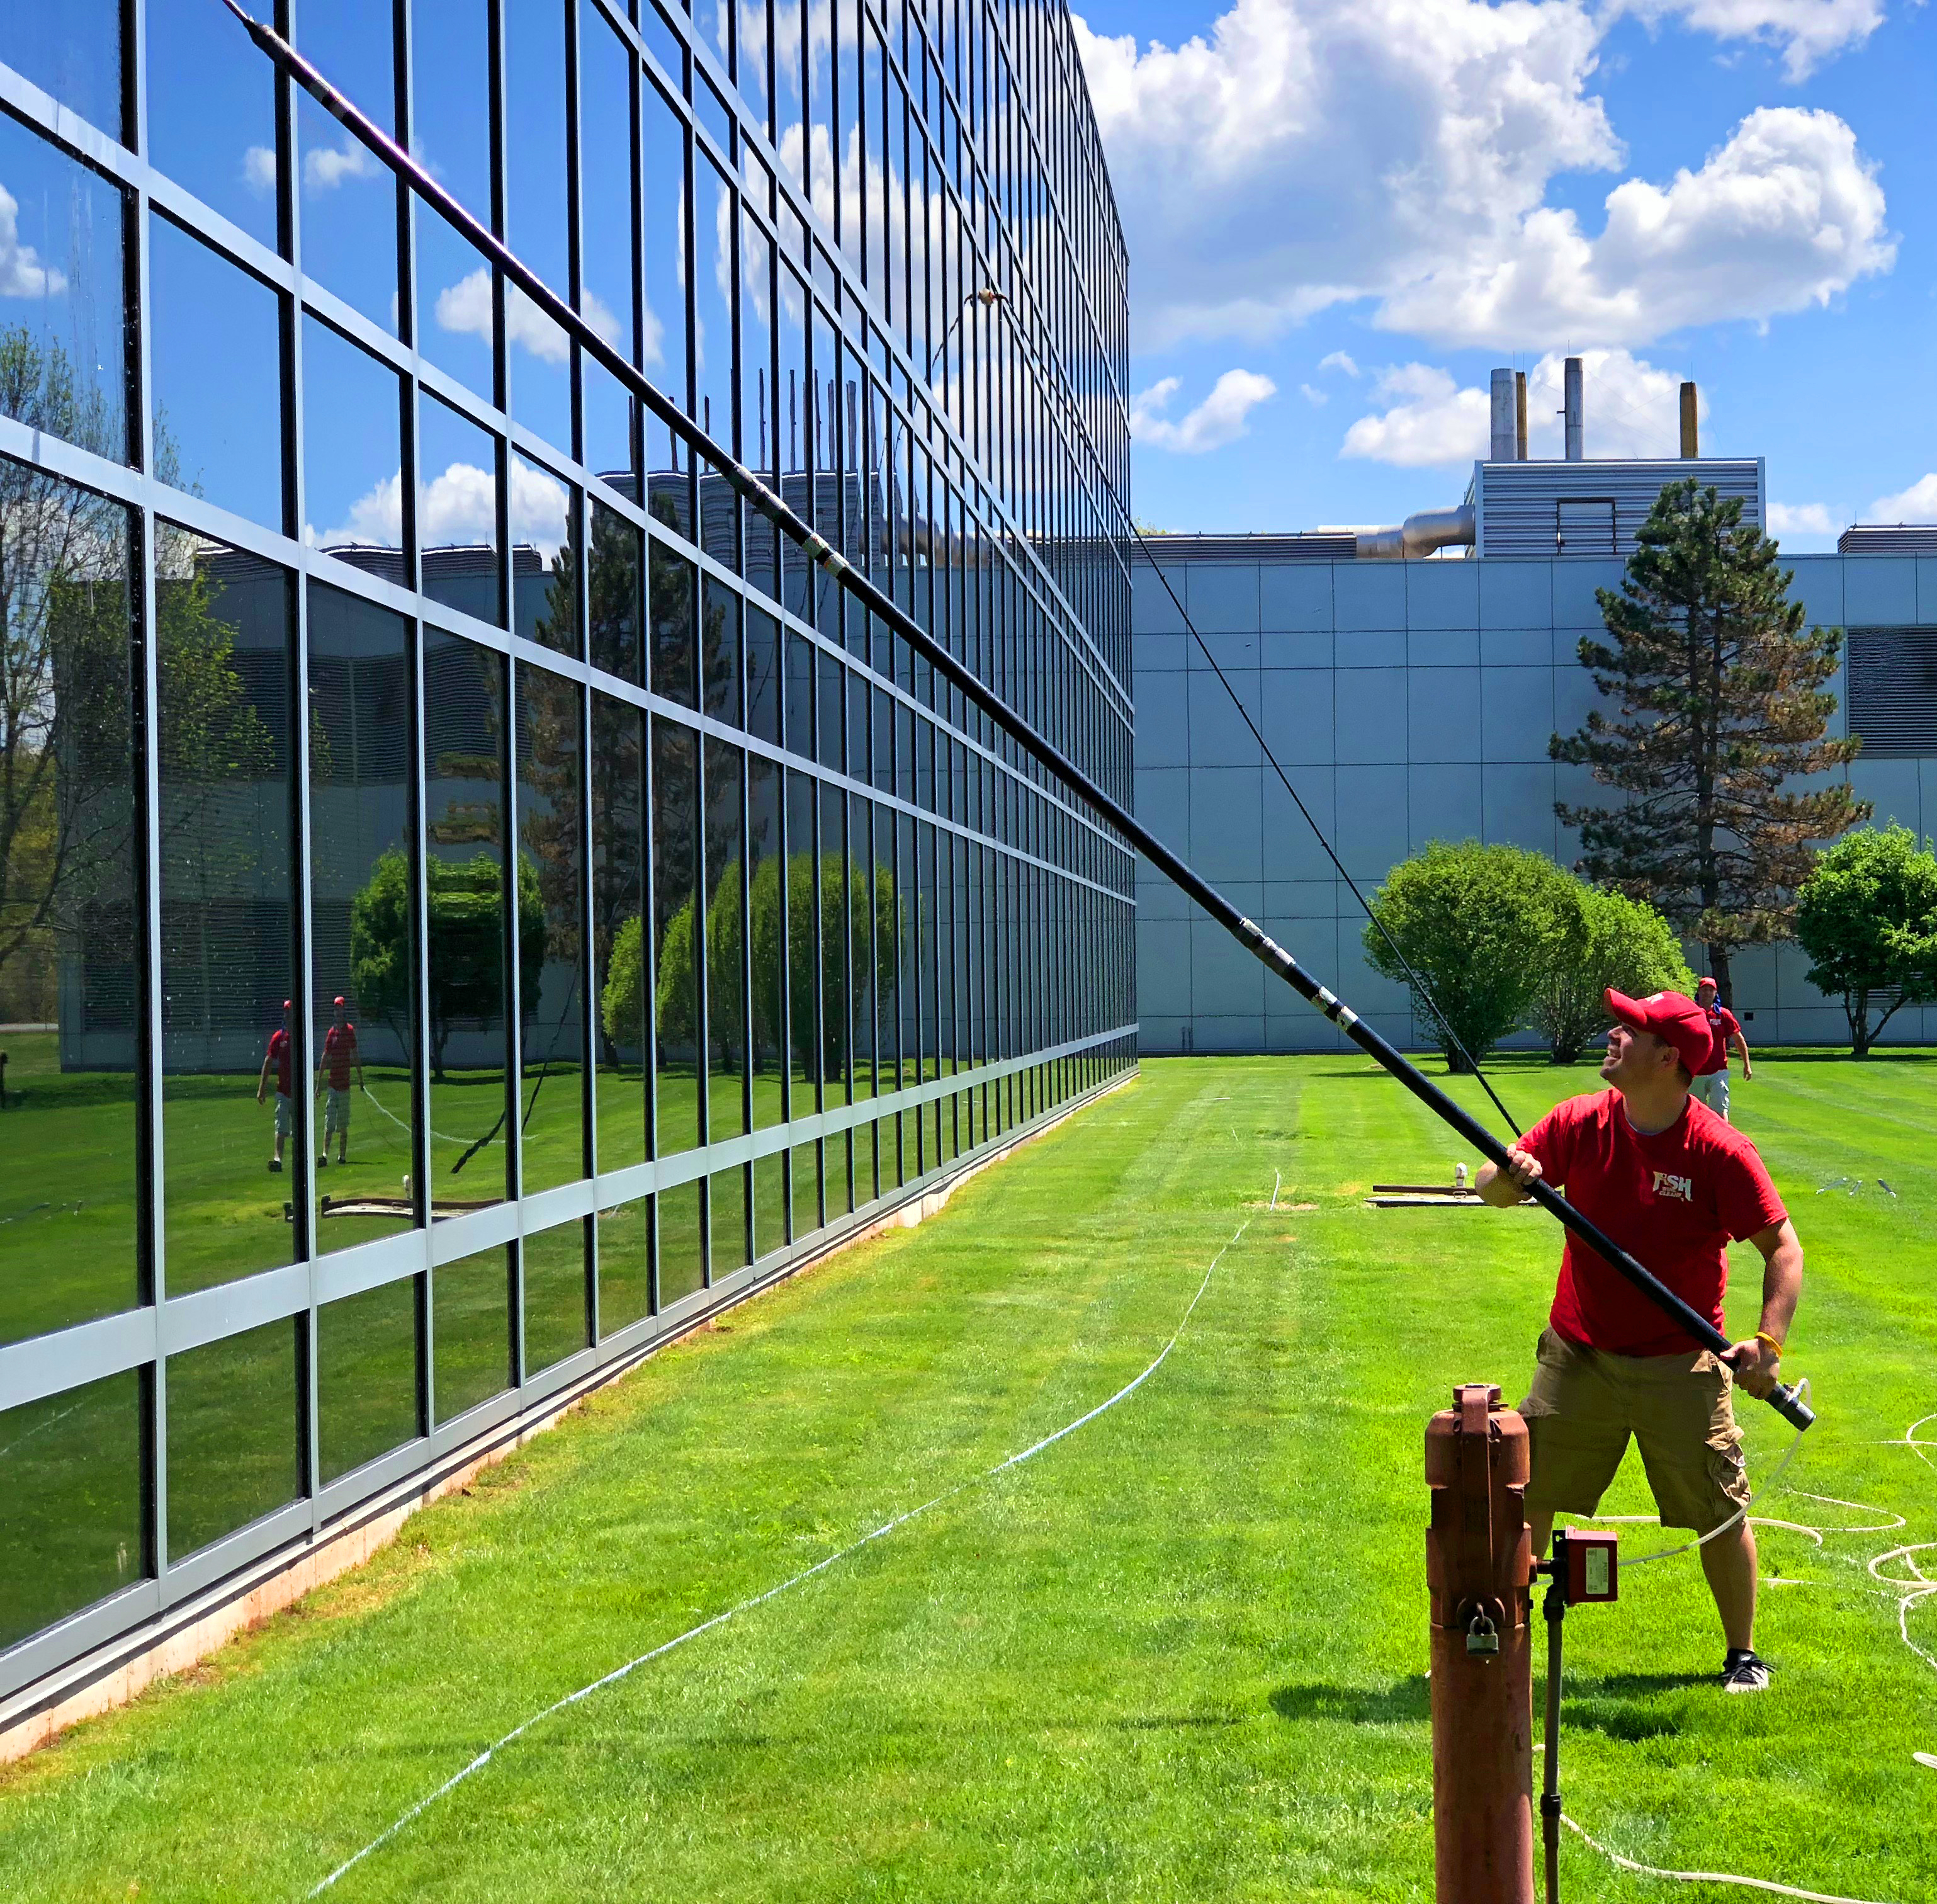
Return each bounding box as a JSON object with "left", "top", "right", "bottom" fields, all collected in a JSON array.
[{"left": 1355, "top": 502, "right": 1476, "bottom": 560}]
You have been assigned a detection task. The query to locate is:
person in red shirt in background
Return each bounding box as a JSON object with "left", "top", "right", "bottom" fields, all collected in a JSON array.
[
  {"left": 1477, "top": 988, "right": 1803, "bottom": 1694},
  {"left": 317, "top": 996, "right": 364, "bottom": 1169},
  {"left": 256, "top": 1000, "right": 294, "bottom": 1173},
  {"left": 1691, "top": 974, "right": 1753, "bottom": 1123}
]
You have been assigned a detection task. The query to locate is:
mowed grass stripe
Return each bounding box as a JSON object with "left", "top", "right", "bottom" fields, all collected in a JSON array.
[{"left": 0, "top": 1054, "right": 1933, "bottom": 1904}]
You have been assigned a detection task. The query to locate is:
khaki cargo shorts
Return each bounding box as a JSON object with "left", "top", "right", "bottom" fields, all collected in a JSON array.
[{"left": 1518, "top": 1327, "right": 1750, "bottom": 1534}]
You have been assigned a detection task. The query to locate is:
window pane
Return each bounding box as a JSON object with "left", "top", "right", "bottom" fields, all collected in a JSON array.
[
  {"left": 580, "top": 0, "right": 638, "bottom": 484},
  {"left": 641, "top": 77, "right": 689, "bottom": 506},
  {"left": 596, "top": 1197, "right": 650, "bottom": 1335},
  {"left": 651, "top": 717, "right": 699, "bottom": 1154},
  {"left": 748, "top": 753, "right": 784, "bottom": 1128},
  {"left": 2, "top": 1, "right": 124, "bottom": 136},
  {"left": 746, "top": 604, "right": 781, "bottom": 744},
  {"left": 703, "top": 735, "right": 745, "bottom": 1140},
  {"left": 317, "top": 1278, "right": 419, "bottom": 1487},
  {"left": 785, "top": 768, "right": 819, "bottom": 1114},
  {"left": 292, "top": 4, "right": 398, "bottom": 332},
  {"left": 150, "top": 219, "right": 284, "bottom": 531},
  {"left": 0, "top": 1371, "right": 142, "bottom": 1652},
  {"left": 308, "top": 581, "right": 416, "bottom": 1251},
  {"left": 423, "top": 630, "right": 511, "bottom": 1209},
  {"left": 157, "top": 536, "right": 297, "bottom": 1298},
  {"left": 421, "top": 395, "right": 501, "bottom": 625},
  {"left": 701, "top": 574, "right": 742, "bottom": 723},
  {"left": 647, "top": 538, "right": 697, "bottom": 707},
  {"left": 412, "top": 0, "right": 492, "bottom": 213},
  {"left": 708, "top": 1165, "right": 747, "bottom": 1278},
  {"left": 0, "top": 115, "right": 129, "bottom": 464},
  {"left": 752, "top": 1148, "right": 784, "bottom": 1259},
  {"left": 516, "top": 663, "right": 587, "bottom": 1194},
  {"left": 513, "top": 458, "right": 577, "bottom": 655},
  {"left": 416, "top": 209, "right": 498, "bottom": 402},
  {"left": 303, "top": 317, "right": 404, "bottom": 572},
  {"left": 789, "top": 1139, "right": 820, "bottom": 1239},
  {"left": 0, "top": 463, "right": 138, "bottom": 1347},
  {"left": 821, "top": 788, "right": 854, "bottom": 1101},
  {"left": 147, "top": 0, "right": 278, "bottom": 245},
  {"left": 522, "top": 1218, "right": 588, "bottom": 1376},
  {"left": 432, "top": 1244, "right": 511, "bottom": 1422},
  {"left": 505, "top": 0, "right": 572, "bottom": 449},
  {"left": 657, "top": 1177, "right": 704, "bottom": 1305},
  {"left": 587, "top": 501, "right": 643, "bottom": 683},
  {"left": 166, "top": 1317, "right": 300, "bottom": 1561},
  {"left": 592, "top": 694, "right": 647, "bottom": 1169}
]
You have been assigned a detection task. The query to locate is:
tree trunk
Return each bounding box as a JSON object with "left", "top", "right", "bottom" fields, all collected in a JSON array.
[{"left": 1707, "top": 945, "right": 1735, "bottom": 1010}]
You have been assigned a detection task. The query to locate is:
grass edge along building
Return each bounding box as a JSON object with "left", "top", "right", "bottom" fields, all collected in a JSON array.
[
  {"left": 1133, "top": 361, "right": 1937, "bottom": 1056},
  {"left": 0, "top": 0, "right": 1136, "bottom": 1744}
]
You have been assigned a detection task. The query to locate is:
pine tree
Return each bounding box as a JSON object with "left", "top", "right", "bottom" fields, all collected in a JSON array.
[{"left": 1550, "top": 480, "right": 1870, "bottom": 1006}]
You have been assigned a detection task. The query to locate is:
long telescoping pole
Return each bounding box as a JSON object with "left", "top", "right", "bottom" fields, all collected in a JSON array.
[{"left": 218, "top": 1, "right": 1812, "bottom": 1433}]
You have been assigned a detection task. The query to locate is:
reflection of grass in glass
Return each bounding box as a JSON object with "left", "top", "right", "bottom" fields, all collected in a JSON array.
[
  {"left": 789, "top": 1141, "right": 822, "bottom": 1240},
  {"left": 519, "top": 1041, "right": 585, "bottom": 1196},
  {"left": 709, "top": 1167, "right": 748, "bottom": 1278},
  {"left": 432, "top": 1248, "right": 511, "bottom": 1424},
  {"left": 315, "top": 1067, "right": 416, "bottom": 1254},
  {"left": 426, "top": 1070, "right": 512, "bottom": 1213},
  {"left": 162, "top": 1072, "right": 302, "bottom": 1297},
  {"left": 592, "top": 1060, "right": 647, "bottom": 1172},
  {"left": 165, "top": 1319, "right": 301, "bottom": 1562},
  {"left": 0, "top": 1034, "right": 140, "bottom": 1344},
  {"left": 0, "top": 1371, "right": 142, "bottom": 1651},
  {"left": 522, "top": 1221, "right": 589, "bottom": 1377},
  {"left": 752, "top": 1151, "right": 786, "bottom": 1259},
  {"left": 594, "top": 1201, "right": 650, "bottom": 1336},
  {"left": 317, "top": 1281, "right": 419, "bottom": 1487},
  {"left": 657, "top": 1181, "right": 704, "bottom": 1305}
]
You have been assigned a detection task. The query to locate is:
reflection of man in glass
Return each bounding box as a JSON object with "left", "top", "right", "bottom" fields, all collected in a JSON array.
[
  {"left": 317, "top": 997, "right": 363, "bottom": 1169},
  {"left": 257, "top": 1000, "right": 293, "bottom": 1172}
]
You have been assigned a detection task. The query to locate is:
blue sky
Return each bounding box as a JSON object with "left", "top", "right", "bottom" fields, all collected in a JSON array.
[{"left": 1078, "top": 0, "right": 1937, "bottom": 548}]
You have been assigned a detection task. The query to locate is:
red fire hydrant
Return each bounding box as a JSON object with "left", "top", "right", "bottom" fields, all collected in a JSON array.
[{"left": 1426, "top": 1382, "right": 1535, "bottom": 1904}]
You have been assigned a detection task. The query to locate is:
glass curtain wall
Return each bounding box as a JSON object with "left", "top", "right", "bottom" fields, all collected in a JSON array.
[{"left": 0, "top": 0, "right": 1134, "bottom": 1694}]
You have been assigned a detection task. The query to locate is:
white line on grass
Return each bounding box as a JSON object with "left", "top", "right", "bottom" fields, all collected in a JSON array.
[{"left": 306, "top": 1218, "right": 1252, "bottom": 1896}]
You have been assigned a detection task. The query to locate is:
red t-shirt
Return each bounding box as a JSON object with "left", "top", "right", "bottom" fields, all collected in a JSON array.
[
  {"left": 267, "top": 1028, "right": 291, "bottom": 1096},
  {"left": 1700, "top": 1001, "right": 1742, "bottom": 1074},
  {"left": 322, "top": 1022, "right": 359, "bottom": 1089},
  {"left": 1520, "top": 1089, "right": 1787, "bottom": 1356}
]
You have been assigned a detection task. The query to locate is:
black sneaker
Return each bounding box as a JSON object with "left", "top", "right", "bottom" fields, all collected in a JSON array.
[
  {"left": 1722, "top": 1649, "right": 1773, "bottom": 1694},
  {"left": 317, "top": 1154, "right": 329, "bottom": 1169},
  {"left": 268, "top": 1159, "right": 282, "bottom": 1174}
]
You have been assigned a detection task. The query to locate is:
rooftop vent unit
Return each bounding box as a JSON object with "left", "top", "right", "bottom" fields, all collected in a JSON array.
[{"left": 1838, "top": 524, "right": 1937, "bottom": 555}]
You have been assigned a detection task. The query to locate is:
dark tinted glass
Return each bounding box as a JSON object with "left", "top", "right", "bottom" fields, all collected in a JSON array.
[
  {"left": 748, "top": 754, "right": 784, "bottom": 1128},
  {"left": 308, "top": 582, "right": 416, "bottom": 1250},
  {"left": 303, "top": 319, "right": 404, "bottom": 572},
  {"left": 789, "top": 1139, "right": 821, "bottom": 1238},
  {"left": 147, "top": 0, "right": 278, "bottom": 244},
  {"left": 596, "top": 1198, "right": 650, "bottom": 1335},
  {"left": 652, "top": 717, "right": 699, "bottom": 1153},
  {"left": 0, "top": 1, "right": 124, "bottom": 135},
  {"left": 292, "top": 4, "right": 398, "bottom": 332},
  {"left": 157, "top": 536, "right": 297, "bottom": 1297},
  {"left": 701, "top": 575, "right": 742, "bottom": 723},
  {"left": 785, "top": 768, "right": 820, "bottom": 1113},
  {"left": 703, "top": 737, "right": 746, "bottom": 1139},
  {"left": 420, "top": 395, "right": 501, "bottom": 624},
  {"left": 658, "top": 1177, "right": 704, "bottom": 1305},
  {"left": 0, "top": 463, "right": 138, "bottom": 1347},
  {"left": 432, "top": 1244, "right": 511, "bottom": 1422},
  {"left": 514, "top": 460, "right": 577, "bottom": 655},
  {"left": 516, "top": 664, "right": 587, "bottom": 1194},
  {"left": 0, "top": 115, "right": 129, "bottom": 465},
  {"left": 746, "top": 606, "right": 781, "bottom": 744},
  {"left": 587, "top": 502, "right": 643, "bottom": 683},
  {"left": 166, "top": 1318, "right": 300, "bottom": 1561},
  {"left": 822, "top": 791, "right": 854, "bottom": 1101},
  {"left": 422, "top": 630, "right": 511, "bottom": 1208},
  {"left": 317, "top": 1278, "right": 419, "bottom": 1487},
  {"left": 522, "top": 1218, "right": 589, "bottom": 1375},
  {"left": 591, "top": 694, "right": 648, "bottom": 1168},
  {"left": 648, "top": 538, "right": 697, "bottom": 706},
  {"left": 150, "top": 220, "right": 283, "bottom": 529},
  {"left": 0, "top": 1371, "right": 142, "bottom": 1652},
  {"left": 752, "top": 1148, "right": 784, "bottom": 1259},
  {"left": 708, "top": 1165, "right": 747, "bottom": 1278}
]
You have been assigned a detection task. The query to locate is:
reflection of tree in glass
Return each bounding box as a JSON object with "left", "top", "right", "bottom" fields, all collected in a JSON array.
[
  {"left": 350, "top": 847, "right": 544, "bottom": 1079},
  {"left": 606, "top": 853, "right": 896, "bottom": 1079}
]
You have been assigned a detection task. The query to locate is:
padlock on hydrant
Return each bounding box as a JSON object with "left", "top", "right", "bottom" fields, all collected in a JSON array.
[{"left": 1426, "top": 1382, "right": 1535, "bottom": 1904}]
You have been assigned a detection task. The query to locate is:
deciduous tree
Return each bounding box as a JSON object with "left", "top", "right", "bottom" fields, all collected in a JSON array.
[{"left": 1794, "top": 824, "right": 1937, "bottom": 1056}]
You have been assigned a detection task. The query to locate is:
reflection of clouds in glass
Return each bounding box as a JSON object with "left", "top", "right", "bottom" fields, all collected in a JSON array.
[
  {"left": 436, "top": 266, "right": 621, "bottom": 365},
  {"left": 316, "top": 458, "right": 568, "bottom": 563},
  {"left": 0, "top": 184, "right": 65, "bottom": 298},
  {"left": 304, "top": 142, "right": 382, "bottom": 191},
  {"left": 242, "top": 146, "right": 278, "bottom": 195}
]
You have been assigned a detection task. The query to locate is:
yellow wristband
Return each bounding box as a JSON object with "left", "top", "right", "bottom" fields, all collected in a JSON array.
[{"left": 1754, "top": 1330, "right": 1784, "bottom": 1356}]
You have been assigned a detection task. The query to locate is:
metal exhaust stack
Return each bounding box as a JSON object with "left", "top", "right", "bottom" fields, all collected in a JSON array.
[
  {"left": 1680, "top": 381, "right": 1698, "bottom": 458},
  {"left": 1489, "top": 370, "right": 1517, "bottom": 463},
  {"left": 1515, "top": 371, "right": 1528, "bottom": 460},
  {"left": 1562, "top": 358, "right": 1583, "bottom": 460}
]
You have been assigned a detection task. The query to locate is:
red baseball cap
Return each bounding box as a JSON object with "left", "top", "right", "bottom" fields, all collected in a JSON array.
[{"left": 1605, "top": 988, "right": 1719, "bottom": 1076}]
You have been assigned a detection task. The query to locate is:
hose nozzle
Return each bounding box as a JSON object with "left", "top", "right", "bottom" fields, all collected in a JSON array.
[{"left": 1769, "top": 1381, "right": 1814, "bottom": 1431}]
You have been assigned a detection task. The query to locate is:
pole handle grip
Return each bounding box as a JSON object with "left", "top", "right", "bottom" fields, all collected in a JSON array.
[{"left": 1768, "top": 1381, "right": 1814, "bottom": 1431}]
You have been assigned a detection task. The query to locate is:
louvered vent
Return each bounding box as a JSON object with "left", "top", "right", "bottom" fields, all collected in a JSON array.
[{"left": 1847, "top": 628, "right": 1937, "bottom": 757}]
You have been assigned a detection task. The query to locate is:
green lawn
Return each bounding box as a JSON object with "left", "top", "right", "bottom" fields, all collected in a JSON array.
[{"left": 1, "top": 1050, "right": 1933, "bottom": 1903}]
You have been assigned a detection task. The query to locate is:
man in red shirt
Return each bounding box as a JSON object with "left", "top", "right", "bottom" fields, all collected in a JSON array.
[
  {"left": 317, "top": 996, "right": 364, "bottom": 1168},
  {"left": 1477, "top": 987, "right": 1802, "bottom": 1693},
  {"left": 1691, "top": 975, "right": 1753, "bottom": 1123},
  {"left": 256, "top": 1000, "right": 294, "bottom": 1173}
]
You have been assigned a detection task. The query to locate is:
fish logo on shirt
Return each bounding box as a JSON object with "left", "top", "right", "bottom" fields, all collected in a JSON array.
[{"left": 1651, "top": 1170, "right": 1694, "bottom": 1203}]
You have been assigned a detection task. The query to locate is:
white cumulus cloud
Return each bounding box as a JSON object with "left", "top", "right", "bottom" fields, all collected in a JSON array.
[
  {"left": 1318, "top": 350, "right": 1360, "bottom": 377},
  {"left": 1299, "top": 382, "right": 1328, "bottom": 405},
  {"left": 1767, "top": 501, "right": 1835, "bottom": 535},
  {"left": 242, "top": 145, "right": 278, "bottom": 195},
  {"left": 1866, "top": 474, "right": 1937, "bottom": 524},
  {"left": 0, "top": 184, "right": 65, "bottom": 300},
  {"left": 1612, "top": 0, "right": 1885, "bottom": 81},
  {"left": 1131, "top": 368, "right": 1277, "bottom": 452},
  {"left": 304, "top": 142, "right": 382, "bottom": 191},
  {"left": 1073, "top": 0, "right": 1892, "bottom": 352},
  {"left": 1341, "top": 348, "right": 1708, "bottom": 466},
  {"left": 315, "top": 458, "right": 571, "bottom": 562},
  {"left": 436, "top": 267, "right": 622, "bottom": 366}
]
